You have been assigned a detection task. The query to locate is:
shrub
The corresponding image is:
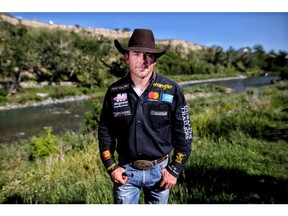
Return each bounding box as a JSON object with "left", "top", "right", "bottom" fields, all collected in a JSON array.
[
  {"left": 83, "top": 100, "right": 103, "bottom": 134},
  {"left": 30, "top": 127, "right": 58, "bottom": 160}
]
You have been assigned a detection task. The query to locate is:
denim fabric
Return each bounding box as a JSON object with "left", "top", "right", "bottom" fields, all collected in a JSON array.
[{"left": 113, "top": 157, "right": 169, "bottom": 204}]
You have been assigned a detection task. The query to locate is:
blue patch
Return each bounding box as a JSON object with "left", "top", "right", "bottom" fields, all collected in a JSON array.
[{"left": 162, "top": 94, "right": 174, "bottom": 103}]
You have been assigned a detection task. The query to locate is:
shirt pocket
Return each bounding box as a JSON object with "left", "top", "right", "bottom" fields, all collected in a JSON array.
[{"left": 149, "top": 104, "right": 171, "bottom": 129}]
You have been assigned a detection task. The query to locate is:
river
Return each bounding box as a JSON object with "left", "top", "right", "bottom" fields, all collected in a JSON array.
[
  {"left": 0, "top": 76, "right": 280, "bottom": 143},
  {"left": 180, "top": 75, "right": 280, "bottom": 93},
  {"left": 0, "top": 99, "right": 93, "bottom": 143}
]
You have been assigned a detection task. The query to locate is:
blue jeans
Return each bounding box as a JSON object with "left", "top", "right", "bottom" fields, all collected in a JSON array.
[{"left": 113, "top": 157, "right": 169, "bottom": 204}]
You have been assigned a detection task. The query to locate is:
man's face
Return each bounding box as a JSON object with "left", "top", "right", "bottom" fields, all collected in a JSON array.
[{"left": 125, "top": 51, "right": 156, "bottom": 79}]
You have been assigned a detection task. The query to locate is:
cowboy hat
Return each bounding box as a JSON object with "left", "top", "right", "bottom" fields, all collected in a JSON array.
[{"left": 114, "top": 29, "right": 169, "bottom": 58}]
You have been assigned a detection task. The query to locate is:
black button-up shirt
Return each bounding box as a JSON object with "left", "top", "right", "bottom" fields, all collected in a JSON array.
[{"left": 98, "top": 72, "right": 192, "bottom": 178}]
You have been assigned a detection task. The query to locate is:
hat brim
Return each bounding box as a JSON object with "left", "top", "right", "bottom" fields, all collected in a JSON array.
[{"left": 114, "top": 39, "right": 169, "bottom": 58}]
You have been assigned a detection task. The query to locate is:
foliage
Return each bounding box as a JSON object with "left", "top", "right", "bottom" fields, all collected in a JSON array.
[
  {"left": 83, "top": 99, "right": 103, "bottom": 134},
  {"left": 190, "top": 84, "right": 288, "bottom": 142},
  {"left": 29, "top": 127, "right": 58, "bottom": 160}
]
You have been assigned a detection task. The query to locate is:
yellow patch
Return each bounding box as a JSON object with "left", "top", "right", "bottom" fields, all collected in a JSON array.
[
  {"left": 153, "top": 83, "right": 173, "bottom": 90},
  {"left": 107, "top": 163, "right": 117, "bottom": 171},
  {"left": 175, "top": 153, "right": 186, "bottom": 164},
  {"left": 102, "top": 150, "right": 111, "bottom": 161}
]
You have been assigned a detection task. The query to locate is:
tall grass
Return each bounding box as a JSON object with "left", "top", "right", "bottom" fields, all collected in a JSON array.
[
  {"left": 0, "top": 81, "right": 287, "bottom": 204},
  {"left": 0, "top": 132, "right": 113, "bottom": 204}
]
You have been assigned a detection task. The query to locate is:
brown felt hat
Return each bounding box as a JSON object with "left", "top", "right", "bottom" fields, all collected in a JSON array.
[{"left": 114, "top": 29, "right": 169, "bottom": 58}]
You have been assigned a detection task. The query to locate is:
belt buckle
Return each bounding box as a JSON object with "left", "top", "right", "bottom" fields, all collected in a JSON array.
[{"left": 132, "top": 160, "right": 154, "bottom": 170}]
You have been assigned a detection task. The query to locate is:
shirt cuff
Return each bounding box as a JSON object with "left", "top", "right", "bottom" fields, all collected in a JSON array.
[
  {"left": 104, "top": 159, "right": 120, "bottom": 174},
  {"left": 166, "top": 163, "right": 182, "bottom": 178}
]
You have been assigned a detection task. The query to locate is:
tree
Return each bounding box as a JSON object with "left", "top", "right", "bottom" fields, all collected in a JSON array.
[{"left": 1, "top": 23, "right": 40, "bottom": 96}]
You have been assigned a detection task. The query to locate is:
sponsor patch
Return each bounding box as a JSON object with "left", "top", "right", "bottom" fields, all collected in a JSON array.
[
  {"left": 110, "top": 83, "right": 129, "bottom": 92},
  {"left": 113, "top": 93, "right": 129, "bottom": 108},
  {"left": 153, "top": 83, "right": 173, "bottom": 90},
  {"left": 181, "top": 105, "right": 193, "bottom": 140},
  {"left": 102, "top": 150, "right": 111, "bottom": 161},
  {"left": 114, "top": 110, "right": 131, "bottom": 117},
  {"left": 148, "top": 91, "right": 159, "bottom": 101},
  {"left": 150, "top": 110, "right": 168, "bottom": 116},
  {"left": 175, "top": 153, "right": 186, "bottom": 164},
  {"left": 162, "top": 94, "right": 174, "bottom": 103},
  {"left": 107, "top": 163, "right": 117, "bottom": 171},
  {"left": 113, "top": 93, "right": 127, "bottom": 102}
]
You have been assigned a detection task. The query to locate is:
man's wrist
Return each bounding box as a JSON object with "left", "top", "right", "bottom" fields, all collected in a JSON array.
[{"left": 166, "top": 164, "right": 180, "bottom": 178}]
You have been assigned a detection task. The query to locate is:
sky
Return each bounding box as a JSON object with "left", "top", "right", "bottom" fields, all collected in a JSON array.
[
  {"left": 6, "top": 12, "right": 288, "bottom": 53},
  {"left": 2, "top": 0, "right": 288, "bottom": 54}
]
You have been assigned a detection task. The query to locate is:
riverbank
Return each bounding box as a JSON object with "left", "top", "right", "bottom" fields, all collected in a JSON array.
[
  {"left": 0, "top": 95, "right": 91, "bottom": 111},
  {"left": 0, "top": 76, "right": 247, "bottom": 111}
]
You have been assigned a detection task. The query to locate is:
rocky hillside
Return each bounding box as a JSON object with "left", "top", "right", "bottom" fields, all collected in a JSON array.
[{"left": 0, "top": 13, "right": 204, "bottom": 53}]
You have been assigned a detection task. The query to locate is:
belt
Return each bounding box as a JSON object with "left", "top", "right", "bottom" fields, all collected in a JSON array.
[{"left": 132, "top": 156, "right": 167, "bottom": 170}]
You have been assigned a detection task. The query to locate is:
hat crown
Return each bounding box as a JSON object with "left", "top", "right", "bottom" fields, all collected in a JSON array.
[
  {"left": 114, "top": 28, "right": 169, "bottom": 58},
  {"left": 128, "top": 29, "right": 156, "bottom": 49}
]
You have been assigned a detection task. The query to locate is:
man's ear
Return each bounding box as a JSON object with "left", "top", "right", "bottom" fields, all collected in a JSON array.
[{"left": 124, "top": 53, "right": 129, "bottom": 64}]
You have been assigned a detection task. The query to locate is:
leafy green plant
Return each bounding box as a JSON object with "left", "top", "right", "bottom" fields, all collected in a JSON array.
[
  {"left": 83, "top": 100, "right": 103, "bottom": 134},
  {"left": 30, "top": 127, "right": 58, "bottom": 160}
]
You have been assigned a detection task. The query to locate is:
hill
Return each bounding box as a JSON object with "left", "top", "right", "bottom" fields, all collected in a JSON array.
[{"left": 0, "top": 13, "right": 204, "bottom": 53}]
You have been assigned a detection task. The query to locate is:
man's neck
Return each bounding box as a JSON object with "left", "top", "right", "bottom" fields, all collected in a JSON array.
[{"left": 131, "top": 72, "right": 153, "bottom": 91}]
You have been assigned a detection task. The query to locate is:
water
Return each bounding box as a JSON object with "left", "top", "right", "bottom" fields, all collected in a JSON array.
[
  {"left": 183, "top": 76, "right": 281, "bottom": 93},
  {"left": 0, "top": 99, "right": 93, "bottom": 143},
  {"left": 0, "top": 76, "right": 280, "bottom": 143}
]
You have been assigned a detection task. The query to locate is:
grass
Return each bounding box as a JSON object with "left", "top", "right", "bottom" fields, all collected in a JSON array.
[
  {"left": 0, "top": 81, "right": 287, "bottom": 204},
  {"left": 0, "top": 132, "right": 113, "bottom": 204}
]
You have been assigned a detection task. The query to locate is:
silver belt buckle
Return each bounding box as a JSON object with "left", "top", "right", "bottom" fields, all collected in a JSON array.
[{"left": 132, "top": 160, "right": 154, "bottom": 170}]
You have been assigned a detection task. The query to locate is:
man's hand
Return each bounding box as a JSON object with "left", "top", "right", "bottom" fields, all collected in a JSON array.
[
  {"left": 159, "top": 168, "right": 177, "bottom": 190},
  {"left": 110, "top": 167, "right": 128, "bottom": 185}
]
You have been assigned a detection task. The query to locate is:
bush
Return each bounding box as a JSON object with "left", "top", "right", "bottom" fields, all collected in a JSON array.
[
  {"left": 83, "top": 100, "right": 103, "bottom": 134},
  {"left": 30, "top": 127, "right": 58, "bottom": 160}
]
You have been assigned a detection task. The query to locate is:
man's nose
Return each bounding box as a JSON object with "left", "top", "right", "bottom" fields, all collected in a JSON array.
[{"left": 139, "top": 53, "right": 147, "bottom": 63}]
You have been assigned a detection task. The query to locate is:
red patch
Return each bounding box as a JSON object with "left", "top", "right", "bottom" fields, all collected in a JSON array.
[{"left": 148, "top": 92, "right": 159, "bottom": 100}]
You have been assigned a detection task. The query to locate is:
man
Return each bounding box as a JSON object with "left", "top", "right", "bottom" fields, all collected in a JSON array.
[{"left": 98, "top": 29, "right": 192, "bottom": 204}]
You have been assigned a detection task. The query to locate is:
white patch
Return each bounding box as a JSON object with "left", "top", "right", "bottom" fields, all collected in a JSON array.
[
  {"left": 113, "top": 93, "right": 127, "bottom": 102},
  {"left": 181, "top": 105, "right": 193, "bottom": 140},
  {"left": 113, "top": 93, "right": 129, "bottom": 108},
  {"left": 150, "top": 110, "right": 168, "bottom": 116}
]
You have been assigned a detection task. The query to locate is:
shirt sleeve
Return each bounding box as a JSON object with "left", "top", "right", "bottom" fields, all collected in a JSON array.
[
  {"left": 166, "top": 85, "right": 193, "bottom": 178},
  {"left": 98, "top": 90, "right": 119, "bottom": 174}
]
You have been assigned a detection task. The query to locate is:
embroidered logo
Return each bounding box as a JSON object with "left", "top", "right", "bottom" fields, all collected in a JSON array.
[
  {"left": 150, "top": 110, "right": 168, "bottom": 116},
  {"left": 107, "top": 163, "right": 117, "bottom": 171},
  {"left": 181, "top": 105, "right": 193, "bottom": 140},
  {"left": 102, "top": 150, "right": 111, "bottom": 161},
  {"left": 114, "top": 110, "right": 131, "bottom": 117},
  {"left": 153, "top": 83, "right": 173, "bottom": 90},
  {"left": 162, "top": 94, "right": 174, "bottom": 103},
  {"left": 113, "top": 93, "right": 127, "bottom": 102},
  {"left": 113, "top": 93, "right": 129, "bottom": 108},
  {"left": 148, "top": 91, "right": 159, "bottom": 101},
  {"left": 175, "top": 153, "right": 186, "bottom": 164},
  {"left": 110, "top": 83, "right": 129, "bottom": 92}
]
